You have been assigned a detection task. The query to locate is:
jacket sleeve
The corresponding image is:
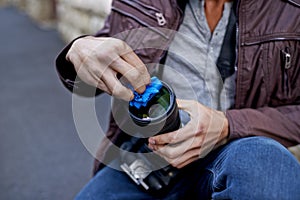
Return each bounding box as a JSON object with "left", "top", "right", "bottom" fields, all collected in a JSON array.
[
  {"left": 226, "top": 105, "right": 300, "bottom": 147},
  {"left": 55, "top": 11, "right": 113, "bottom": 96}
]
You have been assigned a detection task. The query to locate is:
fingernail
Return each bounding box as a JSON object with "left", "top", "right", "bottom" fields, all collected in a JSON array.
[
  {"left": 149, "top": 138, "right": 155, "bottom": 145},
  {"left": 136, "top": 85, "right": 146, "bottom": 94}
]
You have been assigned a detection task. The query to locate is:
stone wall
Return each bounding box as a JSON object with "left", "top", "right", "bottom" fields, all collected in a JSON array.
[
  {"left": 0, "top": 0, "right": 9, "bottom": 7},
  {"left": 56, "top": 0, "right": 112, "bottom": 42},
  {"left": 1, "top": 0, "right": 56, "bottom": 26},
  {"left": 0, "top": 0, "right": 111, "bottom": 43},
  {"left": 0, "top": 0, "right": 26, "bottom": 9},
  {"left": 26, "top": 0, "right": 56, "bottom": 24}
]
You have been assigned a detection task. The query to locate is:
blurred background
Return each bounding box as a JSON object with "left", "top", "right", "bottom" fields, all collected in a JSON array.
[
  {"left": 0, "top": 0, "right": 111, "bottom": 199},
  {"left": 1, "top": 1, "right": 300, "bottom": 200}
]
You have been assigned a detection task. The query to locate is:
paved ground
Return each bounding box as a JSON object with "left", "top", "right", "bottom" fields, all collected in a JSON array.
[{"left": 0, "top": 6, "right": 110, "bottom": 200}]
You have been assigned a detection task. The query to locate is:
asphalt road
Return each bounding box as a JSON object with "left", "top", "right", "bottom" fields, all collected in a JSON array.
[{"left": 0, "top": 6, "right": 110, "bottom": 200}]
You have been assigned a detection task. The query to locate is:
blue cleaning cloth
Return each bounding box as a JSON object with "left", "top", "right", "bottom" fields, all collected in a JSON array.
[{"left": 129, "top": 77, "right": 162, "bottom": 109}]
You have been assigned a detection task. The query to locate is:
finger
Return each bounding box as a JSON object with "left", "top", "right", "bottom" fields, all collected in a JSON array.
[
  {"left": 110, "top": 57, "right": 148, "bottom": 94},
  {"left": 73, "top": 58, "right": 105, "bottom": 89},
  {"left": 76, "top": 66, "right": 98, "bottom": 87},
  {"left": 122, "top": 51, "right": 151, "bottom": 85},
  {"left": 101, "top": 69, "right": 134, "bottom": 101},
  {"left": 148, "top": 131, "right": 175, "bottom": 145},
  {"left": 149, "top": 135, "right": 202, "bottom": 160},
  {"left": 83, "top": 64, "right": 113, "bottom": 95},
  {"left": 149, "top": 143, "right": 180, "bottom": 160},
  {"left": 166, "top": 148, "right": 200, "bottom": 168},
  {"left": 148, "top": 119, "right": 199, "bottom": 145},
  {"left": 95, "top": 79, "right": 113, "bottom": 95},
  {"left": 154, "top": 144, "right": 200, "bottom": 168},
  {"left": 121, "top": 50, "right": 146, "bottom": 72},
  {"left": 80, "top": 60, "right": 115, "bottom": 96}
]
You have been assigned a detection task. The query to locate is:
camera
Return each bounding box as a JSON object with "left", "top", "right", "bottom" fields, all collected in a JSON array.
[{"left": 120, "top": 79, "right": 182, "bottom": 195}]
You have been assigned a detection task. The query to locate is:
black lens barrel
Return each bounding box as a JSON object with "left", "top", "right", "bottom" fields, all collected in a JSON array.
[{"left": 129, "top": 81, "right": 181, "bottom": 135}]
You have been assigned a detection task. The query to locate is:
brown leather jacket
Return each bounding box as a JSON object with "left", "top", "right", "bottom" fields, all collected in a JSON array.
[{"left": 56, "top": 0, "right": 300, "bottom": 174}]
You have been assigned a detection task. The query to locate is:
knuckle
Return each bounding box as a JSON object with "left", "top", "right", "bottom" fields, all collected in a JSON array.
[
  {"left": 113, "top": 38, "right": 130, "bottom": 53},
  {"left": 153, "top": 138, "right": 162, "bottom": 146},
  {"left": 96, "top": 49, "right": 111, "bottom": 62},
  {"left": 136, "top": 63, "right": 147, "bottom": 72},
  {"left": 112, "top": 86, "right": 131, "bottom": 100},
  {"left": 160, "top": 135, "right": 168, "bottom": 144},
  {"left": 90, "top": 66, "right": 101, "bottom": 76},
  {"left": 85, "top": 76, "right": 96, "bottom": 87},
  {"left": 111, "top": 85, "right": 123, "bottom": 96},
  {"left": 144, "top": 73, "right": 151, "bottom": 83},
  {"left": 169, "top": 134, "right": 177, "bottom": 143},
  {"left": 109, "top": 59, "right": 119, "bottom": 68},
  {"left": 95, "top": 40, "right": 120, "bottom": 62},
  {"left": 127, "top": 69, "right": 140, "bottom": 80}
]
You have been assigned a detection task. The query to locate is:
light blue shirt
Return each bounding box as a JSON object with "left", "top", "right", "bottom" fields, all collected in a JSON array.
[{"left": 162, "top": 0, "right": 236, "bottom": 124}]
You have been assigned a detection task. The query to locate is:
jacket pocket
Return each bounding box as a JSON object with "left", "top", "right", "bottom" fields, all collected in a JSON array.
[
  {"left": 239, "top": 37, "right": 300, "bottom": 107},
  {"left": 265, "top": 39, "right": 300, "bottom": 106}
]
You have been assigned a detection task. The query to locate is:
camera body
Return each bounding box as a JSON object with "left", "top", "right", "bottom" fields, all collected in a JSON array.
[{"left": 120, "top": 81, "right": 181, "bottom": 194}]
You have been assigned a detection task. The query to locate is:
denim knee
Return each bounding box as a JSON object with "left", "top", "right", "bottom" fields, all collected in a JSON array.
[
  {"left": 228, "top": 136, "right": 298, "bottom": 165},
  {"left": 211, "top": 137, "right": 300, "bottom": 200}
]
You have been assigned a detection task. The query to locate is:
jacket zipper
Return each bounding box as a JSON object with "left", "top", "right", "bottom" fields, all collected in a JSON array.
[
  {"left": 118, "top": 0, "right": 167, "bottom": 27},
  {"left": 111, "top": 7, "right": 169, "bottom": 39},
  {"left": 157, "top": 0, "right": 185, "bottom": 62},
  {"left": 155, "top": 13, "right": 167, "bottom": 26},
  {"left": 281, "top": 47, "right": 292, "bottom": 96},
  {"left": 157, "top": 0, "right": 185, "bottom": 77},
  {"left": 235, "top": 0, "right": 242, "bottom": 107},
  {"left": 234, "top": 0, "right": 239, "bottom": 73}
]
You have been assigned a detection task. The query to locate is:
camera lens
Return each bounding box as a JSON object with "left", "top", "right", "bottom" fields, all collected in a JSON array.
[
  {"left": 123, "top": 81, "right": 181, "bottom": 194},
  {"left": 129, "top": 81, "right": 181, "bottom": 135},
  {"left": 148, "top": 104, "right": 165, "bottom": 118}
]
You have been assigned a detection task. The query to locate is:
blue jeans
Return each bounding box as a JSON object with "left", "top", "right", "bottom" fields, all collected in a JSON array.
[{"left": 75, "top": 137, "right": 300, "bottom": 200}]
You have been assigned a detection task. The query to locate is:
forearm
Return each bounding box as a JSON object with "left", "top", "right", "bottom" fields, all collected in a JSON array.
[{"left": 226, "top": 105, "right": 300, "bottom": 147}]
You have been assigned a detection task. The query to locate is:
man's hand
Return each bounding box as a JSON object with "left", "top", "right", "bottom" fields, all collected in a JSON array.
[
  {"left": 148, "top": 99, "right": 229, "bottom": 168},
  {"left": 66, "top": 36, "right": 151, "bottom": 100}
]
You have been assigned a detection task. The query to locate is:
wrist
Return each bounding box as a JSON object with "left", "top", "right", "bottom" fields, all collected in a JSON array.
[{"left": 217, "top": 111, "right": 229, "bottom": 147}]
